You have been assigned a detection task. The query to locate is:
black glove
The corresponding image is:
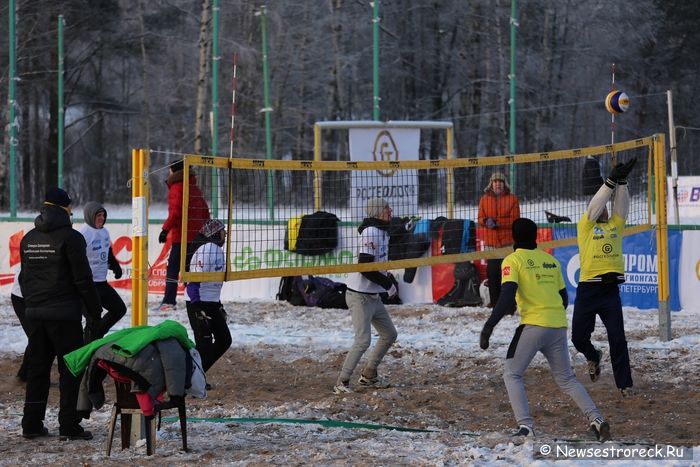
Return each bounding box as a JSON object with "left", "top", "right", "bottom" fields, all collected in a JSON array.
[
  {"left": 485, "top": 217, "right": 497, "bottom": 229},
  {"left": 111, "top": 263, "right": 123, "bottom": 279},
  {"left": 158, "top": 229, "right": 168, "bottom": 244},
  {"left": 608, "top": 157, "right": 637, "bottom": 184},
  {"left": 479, "top": 324, "right": 494, "bottom": 350}
]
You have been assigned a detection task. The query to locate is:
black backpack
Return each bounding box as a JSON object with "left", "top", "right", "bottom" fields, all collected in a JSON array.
[
  {"left": 276, "top": 276, "right": 306, "bottom": 306},
  {"left": 437, "top": 262, "right": 482, "bottom": 307}
]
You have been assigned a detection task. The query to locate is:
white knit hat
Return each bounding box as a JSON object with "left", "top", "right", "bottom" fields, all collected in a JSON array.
[{"left": 366, "top": 197, "right": 389, "bottom": 218}]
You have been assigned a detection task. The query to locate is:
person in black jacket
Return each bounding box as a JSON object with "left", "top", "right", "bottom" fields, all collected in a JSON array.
[{"left": 19, "top": 187, "right": 102, "bottom": 441}]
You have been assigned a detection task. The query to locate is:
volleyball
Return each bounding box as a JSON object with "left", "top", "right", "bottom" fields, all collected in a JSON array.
[{"left": 605, "top": 90, "right": 630, "bottom": 114}]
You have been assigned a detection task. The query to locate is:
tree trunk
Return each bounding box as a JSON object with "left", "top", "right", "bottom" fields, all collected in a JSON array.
[{"left": 194, "top": 0, "right": 212, "bottom": 155}]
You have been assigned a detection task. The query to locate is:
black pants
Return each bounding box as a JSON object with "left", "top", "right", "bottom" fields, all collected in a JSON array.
[
  {"left": 12, "top": 294, "right": 31, "bottom": 381},
  {"left": 487, "top": 258, "right": 503, "bottom": 306},
  {"left": 572, "top": 282, "right": 633, "bottom": 390},
  {"left": 22, "top": 319, "right": 84, "bottom": 435},
  {"left": 186, "top": 301, "right": 232, "bottom": 372},
  {"left": 94, "top": 282, "right": 127, "bottom": 338},
  {"left": 163, "top": 243, "right": 182, "bottom": 305}
]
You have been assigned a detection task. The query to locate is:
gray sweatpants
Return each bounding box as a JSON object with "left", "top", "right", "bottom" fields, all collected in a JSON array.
[
  {"left": 503, "top": 325, "right": 602, "bottom": 429},
  {"left": 337, "top": 290, "right": 398, "bottom": 384}
]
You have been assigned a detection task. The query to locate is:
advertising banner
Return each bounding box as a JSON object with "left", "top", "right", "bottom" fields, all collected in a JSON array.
[
  {"left": 348, "top": 128, "right": 420, "bottom": 219},
  {"left": 667, "top": 176, "right": 700, "bottom": 224}
]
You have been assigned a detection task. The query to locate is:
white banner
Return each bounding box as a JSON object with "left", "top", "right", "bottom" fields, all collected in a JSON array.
[
  {"left": 679, "top": 230, "right": 700, "bottom": 312},
  {"left": 667, "top": 176, "right": 700, "bottom": 224},
  {"left": 348, "top": 128, "right": 420, "bottom": 220}
]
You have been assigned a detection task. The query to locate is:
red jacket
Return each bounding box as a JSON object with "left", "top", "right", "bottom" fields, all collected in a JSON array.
[
  {"left": 478, "top": 190, "right": 520, "bottom": 247},
  {"left": 162, "top": 171, "right": 210, "bottom": 243}
]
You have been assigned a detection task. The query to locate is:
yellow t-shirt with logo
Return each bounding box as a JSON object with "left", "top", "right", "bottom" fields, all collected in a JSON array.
[
  {"left": 501, "top": 248, "right": 568, "bottom": 328},
  {"left": 577, "top": 212, "right": 625, "bottom": 282}
]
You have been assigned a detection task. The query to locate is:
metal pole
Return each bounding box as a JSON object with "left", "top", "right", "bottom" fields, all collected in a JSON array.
[
  {"left": 260, "top": 6, "right": 274, "bottom": 220},
  {"left": 8, "top": 0, "right": 17, "bottom": 217},
  {"left": 508, "top": 0, "right": 517, "bottom": 192},
  {"left": 57, "top": 15, "right": 65, "bottom": 188},
  {"left": 667, "top": 90, "right": 679, "bottom": 224},
  {"left": 210, "top": 0, "right": 220, "bottom": 218},
  {"left": 372, "top": 0, "right": 380, "bottom": 121}
]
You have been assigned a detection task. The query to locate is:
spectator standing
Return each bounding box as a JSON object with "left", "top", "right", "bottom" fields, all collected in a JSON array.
[
  {"left": 478, "top": 172, "right": 520, "bottom": 306},
  {"left": 158, "top": 160, "right": 210, "bottom": 311},
  {"left": 184, "top": 219, "right": 232, "bottom": 374},
  {"left": 480, "top": 218, "right": 610, "bottom": 441},
  {"left": 79, "top": 202, "right": 127, "bottom": 341},
  {"left": 334, "top": 198, "right": 398, "bottom": 394},
  {"left": 19, "top": 187, "right": 101, "bottom": 441},
  {"left": 572, "top": 158, "right": 637, "bottom": 396}
]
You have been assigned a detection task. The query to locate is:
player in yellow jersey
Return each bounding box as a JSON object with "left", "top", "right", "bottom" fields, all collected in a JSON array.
[
  {"left": 572, "top": 158, "right": 637, "bottom": 397},
  {"left": 479, "top": 218, "right": 609, "bottom": 441}
]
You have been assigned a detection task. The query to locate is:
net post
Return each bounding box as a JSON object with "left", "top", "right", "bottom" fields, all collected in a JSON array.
[
  {"left": 313, "top": 123, "right": 322, "bottom": 211},
  {"left": 446, "top": 126, "right": 454, "bottom": 218},
  {"left": 131, "top": 148, "right": 149, "bottom": 326},
  {"left": 653, "top": 133, "right": 671, "bottom": 341},
  {"left": 180, "top": 157, "right": 192, "bottom": 281}
]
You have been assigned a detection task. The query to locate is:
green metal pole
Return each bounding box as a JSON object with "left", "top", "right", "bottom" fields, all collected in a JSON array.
[
  {"left": 372, "top": 0, "right": 380, "bottom": 121},
  {"left": 260, "top": 6, "right": 274, "bottom": 220},
  {"left": 8, "top": 0, "right": 17, "bottom": 217},
  {"left": 210, "top": 0, "right": 220, "bottom": 218},
  {"left": 57, "top": 15, "right": 65, "bottom": 188},
  {"left": 508, "top": 0, "right": 518, "bottom": 192}
]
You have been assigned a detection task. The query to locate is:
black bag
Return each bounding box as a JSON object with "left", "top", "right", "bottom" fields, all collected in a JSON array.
[
  {"left": 294, "top": 211, "right": 340, "bottom": 256},
  {"left": 276, "top": 276, "right": 306, "bottom": 306},
  {"left": 437, "top": 262, "right": 482, "bottom": 307}
]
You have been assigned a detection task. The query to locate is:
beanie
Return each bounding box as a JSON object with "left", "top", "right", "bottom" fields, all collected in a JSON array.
[
  {"left": 366, "top": 197, "right": 389, "bottom": 218},
  {"left": 44, "top": 186, "right": 72, "bottom": 208},
  {"left": 171, "top": 159, "right": 184, "bottom": 173},
  {"left": 512, "top": 218, "right": 537, "bottom": 250},
  {"left": 199, "top": 219, "right": 225, "bottom": 238}
]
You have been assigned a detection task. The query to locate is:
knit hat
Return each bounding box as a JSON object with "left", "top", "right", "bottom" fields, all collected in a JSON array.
[
  {"left": 512, "top": 218, "right": 537, "bottom": 250},
  {"left": 199, "top": 219, "right": 225, "bottom": 238},
  {"left": 366, "top": 197, "right": 389, "bottom": 218},
  {"left": 44, "top": 186, "right": 72, "bottom": 208},
  {"left": 484, "top": 172, "right": 511, "bottom": 193},
  {"left": 170, "top": 159, "right": 184, "bottom": 172}
]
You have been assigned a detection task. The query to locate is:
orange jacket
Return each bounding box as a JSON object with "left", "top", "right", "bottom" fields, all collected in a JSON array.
[
  {"left": 162, "top": 171, "right": 211, "bottom": 243},
  {"left": 478, "top": 190, "right": 520, "bottom": 247}
]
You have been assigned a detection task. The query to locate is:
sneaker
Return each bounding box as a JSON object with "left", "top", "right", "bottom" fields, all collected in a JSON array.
[
  {"left": 22, "top": 426, "right": 49, "bottom": 439},
  {"left": 513, "top": 425, "right": 535, "bottom": 437},
  {"left": 205, "top": 383, "right": 214, "bottom": 391},
  {"left": 619, "top": 387, "right": 637, "bottom": 398},
  {"left": 587, "top": 348, "right": 603, "bottom": 382},
  {"left": 358, "top": 374, "right": 390, "bottom": 389},
  {"left": 158, "top": 303, "right": 177, "bottom": 312},
  {"left": 590, "top": 417, "right": 610, "bottom": 442},
  {"left": 333, "top": 380, "right": 352, "bottom": 394},
  {"left": 59, "top": 430, "right": 93, "bottom": 441}
]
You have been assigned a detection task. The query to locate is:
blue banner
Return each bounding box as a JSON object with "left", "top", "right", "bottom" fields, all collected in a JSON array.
[{"left": 553, "top": 228, "right": 681, "bottom": 311}]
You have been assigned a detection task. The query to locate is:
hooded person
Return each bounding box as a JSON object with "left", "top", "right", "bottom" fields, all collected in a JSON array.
[
  {"left": 477, "top": 172, "right": 521, "bottom": 307},
  {"left": 19, "top": 187, "right": 101, "bottom": 441},
  {"left": 79, "top": 202, "right": 126, "bottom": 341},
  {"left": 184, "top": 219, "right": 232, "bottom": 376},
  {"left": 333, "top": 198, "right": 398, "bottom": 394},
  {"left": 478, "top": 217, "right": 610, "bottom": 442}
]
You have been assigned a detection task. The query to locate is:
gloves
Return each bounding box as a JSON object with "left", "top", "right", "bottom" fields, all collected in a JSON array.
[
  {"left": 111, "top": 263, "right": 123, "bottom": 279},
  {"left": 480, "top": 324, "right": 493, "bottom": 350},
  {"left": 158, "top": 229, "right": 168, "bottom": 244},
  {"left": 485, "top": 217, "right": 497, "bottom": 229},
  {"left": 387, "top": 284, "right": 398, "bottom": 299},
  {"left": 405, "top": 216, "right": 421, "bottom": 232},
  {"left": 608, "top": 157, "right": 637, "bottom": 185}
]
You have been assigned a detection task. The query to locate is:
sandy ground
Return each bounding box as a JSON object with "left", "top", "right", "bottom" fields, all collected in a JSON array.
[{"left": 0, "top": 303, "right": 697, "bottom": 465}]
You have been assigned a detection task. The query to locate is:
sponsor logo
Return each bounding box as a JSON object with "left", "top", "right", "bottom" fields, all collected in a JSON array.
[
  {"left": 602, "top": 243, "right": 613, "bottom": 254},
  {"left": 542, "top": 262, "right": 557, "bottom": 269},
  {"left": 372, "top": 130, "right": 399, "bottom": 177},
  {"left": 502, "top": 266, "right": 511, "bottom": 276},
  {"left": 527, "top": 259, "right": 535, "bottom": 267}
]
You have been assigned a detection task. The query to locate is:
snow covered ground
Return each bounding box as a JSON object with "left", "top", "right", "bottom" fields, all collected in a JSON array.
[{"left": 0, "top": 294, "right": 697, "bottom": 465}]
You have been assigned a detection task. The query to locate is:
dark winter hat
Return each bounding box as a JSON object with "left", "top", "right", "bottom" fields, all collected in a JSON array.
[
  {"left": 83, "top": 201, "right": 107, "bottom": 228},
  {"left": 170, "top": 159, "right": 184, "bottom": 172},
  {"left": 44, "top": 186, "right": 72, "bottom": 208},
  {"left": 512, "top": 217, "right": 538, "bottom": 250},
  {"left": 200, "top": 219, "right": 226, "bottom": 238},
  {"left": 366, "top": 197, "right": 389, "bottom": 218}
]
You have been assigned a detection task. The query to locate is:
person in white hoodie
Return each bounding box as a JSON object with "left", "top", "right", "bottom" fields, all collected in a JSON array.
[
  {"left": 184, "top": 219, "right": 232, "bottom": 374},
  {"left": 79, "top": 202, "right": 126, "bottom": 341}
]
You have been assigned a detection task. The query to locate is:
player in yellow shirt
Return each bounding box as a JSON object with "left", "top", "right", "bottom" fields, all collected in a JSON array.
[
  {"left": 572, "top": 158, "right": 636, "bottom": 396},
  {"left": 480, "top": 218, "right": 609, "bottom": 441}
]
